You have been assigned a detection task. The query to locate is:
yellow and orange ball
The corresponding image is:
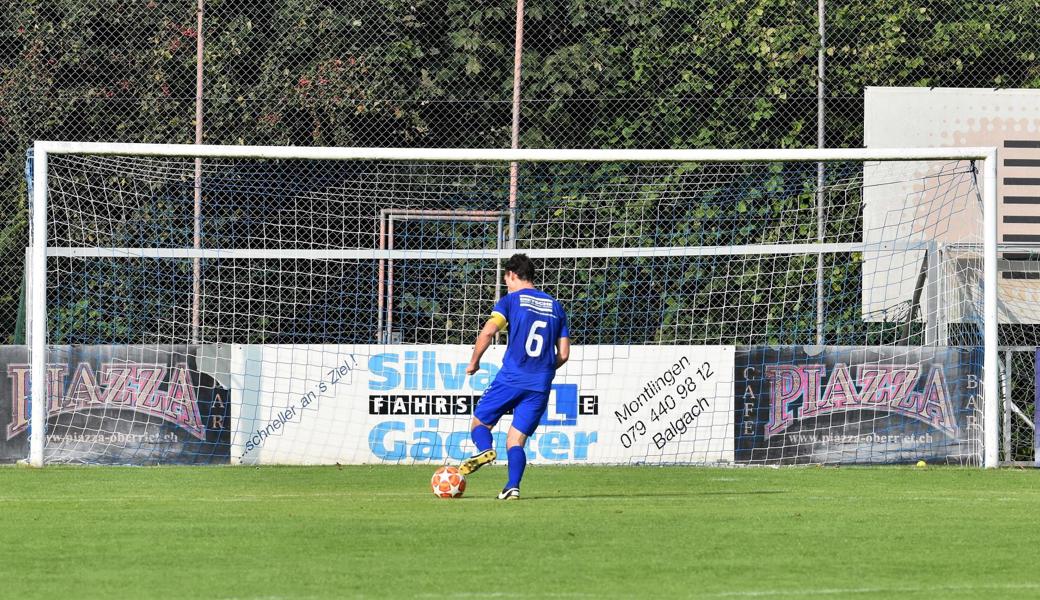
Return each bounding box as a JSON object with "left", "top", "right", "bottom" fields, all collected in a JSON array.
[{"left": 430, "top": 466, "right": 466, "bottom": 498}]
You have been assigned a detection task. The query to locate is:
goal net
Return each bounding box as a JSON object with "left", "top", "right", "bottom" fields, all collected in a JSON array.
[{"left": 25, "top": 144, "right": 998, "bottom": 467}]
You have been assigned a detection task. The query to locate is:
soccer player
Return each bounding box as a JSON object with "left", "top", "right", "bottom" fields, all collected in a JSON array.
[{"left": 460, "top": 253, "right": 570, "bottom": 500}]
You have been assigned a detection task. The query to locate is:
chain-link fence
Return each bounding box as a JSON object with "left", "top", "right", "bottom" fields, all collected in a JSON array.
[{"left": 3, "top": 0, "right": 1039, "bottom": 460}]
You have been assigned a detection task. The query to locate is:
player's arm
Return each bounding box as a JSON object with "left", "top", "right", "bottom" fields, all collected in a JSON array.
[
  {"left": 466, "top": 313, "right": 506, "bottom": 375},
  {"left": 555, "top": 336, "right": 570, "bottom": 370},
  {"left": 555, "top": 304, "right": 570, "bottom": 370}
]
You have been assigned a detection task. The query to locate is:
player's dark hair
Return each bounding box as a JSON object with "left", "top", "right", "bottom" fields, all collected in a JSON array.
[{"left": 504, "top": 253, "right": 535, "bottom": 282}]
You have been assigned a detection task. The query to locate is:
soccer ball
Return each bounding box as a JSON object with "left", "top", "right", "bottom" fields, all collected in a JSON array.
[{"left": 431, "top": 466, "right": 466, "bottom": 499}]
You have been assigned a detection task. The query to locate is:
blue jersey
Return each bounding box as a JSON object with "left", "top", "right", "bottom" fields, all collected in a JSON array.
[{"left": 489, "top": 289, "right": 569, "bottom": 392}]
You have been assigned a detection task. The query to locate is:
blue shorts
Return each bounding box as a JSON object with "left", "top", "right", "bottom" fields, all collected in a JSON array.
[{"left": 473, "top": 380, "right": 550, "bottom": 437}]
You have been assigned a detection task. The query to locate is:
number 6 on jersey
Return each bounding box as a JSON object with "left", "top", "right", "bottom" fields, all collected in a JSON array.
[{"left": 525, "top": 320, "right": 547, "bottom": 357}]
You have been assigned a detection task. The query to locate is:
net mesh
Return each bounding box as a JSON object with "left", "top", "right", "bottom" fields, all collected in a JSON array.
[{"left": 32, "top": 152, "right": 987, "bottom": 466}]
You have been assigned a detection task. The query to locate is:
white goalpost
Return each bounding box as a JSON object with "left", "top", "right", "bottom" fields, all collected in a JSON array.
[{"left": 27, "top": 141, "right": 999, "bottom": 468}]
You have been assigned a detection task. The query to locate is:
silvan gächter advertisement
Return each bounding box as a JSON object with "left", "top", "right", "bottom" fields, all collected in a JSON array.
[{"left": 230, "top": 344, "right": 735, "bottom": 465}]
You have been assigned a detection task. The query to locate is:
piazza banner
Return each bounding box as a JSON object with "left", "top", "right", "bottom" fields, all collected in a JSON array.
[
  {"left": 230, "top": 344, "right": 736, "bottom": 465},
  {"left": 734, "top": 346, "right": 984, "bottom": 465},
  {"left": 0, "top": 345, "right": 230, "bottom": 464}
]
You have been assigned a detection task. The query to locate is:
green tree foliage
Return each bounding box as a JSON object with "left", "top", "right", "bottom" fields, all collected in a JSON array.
[
  {"left": 520, "top": 0, "right": 820, "bottom": 149},
  {"left": 1, "top": 0, "right": 1038, "bottom": 343}
]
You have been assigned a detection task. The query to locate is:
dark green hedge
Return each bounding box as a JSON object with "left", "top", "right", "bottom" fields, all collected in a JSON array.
[{"left": 1, "top": 0, "right": 1038, "bottom": 342}]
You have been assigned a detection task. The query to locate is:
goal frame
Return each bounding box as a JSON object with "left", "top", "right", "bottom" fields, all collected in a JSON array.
[{"left": 27, "top": 141, "right": 1000, "bottom": 467}]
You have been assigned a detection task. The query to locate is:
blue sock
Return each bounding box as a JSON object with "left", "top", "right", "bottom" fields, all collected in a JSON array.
[
  {"left": 506, "top": 446, "right": 527, "bottom": 490},
  {"left": 471, "top": 425, "right": 493, "bottom": 453}
]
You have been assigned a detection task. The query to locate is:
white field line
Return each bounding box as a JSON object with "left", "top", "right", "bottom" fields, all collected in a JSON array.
[
  {"left": 0, "top": 491, "right": 422, "bottom": 502},
  {"left": 709, "top": 582, "right": 1040, "bottom": 598},
  {"left": 413, "top": 590, "right": 594, "bottom": 594}
]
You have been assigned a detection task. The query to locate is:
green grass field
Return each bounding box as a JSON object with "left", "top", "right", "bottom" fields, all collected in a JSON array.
[{"left": 1, "top": 464, "right": 1037, "bottom": 599}]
